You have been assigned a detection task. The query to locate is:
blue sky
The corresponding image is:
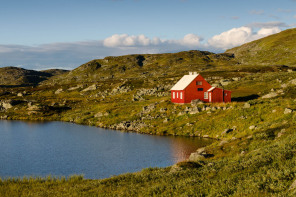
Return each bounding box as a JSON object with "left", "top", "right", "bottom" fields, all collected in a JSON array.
[{"left": 0, "top": 0, "right": 295, "bottom": 70}]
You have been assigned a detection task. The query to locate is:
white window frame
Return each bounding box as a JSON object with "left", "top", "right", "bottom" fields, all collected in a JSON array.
[
  {"left": 204, "top": 92, "right": 208, "bottom": 99},
  {"left": 177, "top": 92, "right": 179, "bottom": 98},
  {"left": 180, "top": 92, "right": 183, "bottom": 99}
]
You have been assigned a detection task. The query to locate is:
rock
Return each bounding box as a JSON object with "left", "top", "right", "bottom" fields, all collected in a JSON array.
[
  {"left": 82, "top": 84, "right": 97, "bottom": 92},
  {"left": 289, "top": 179, "right": 296, "bottom": 190},
  {"left": 55, "top": 88, "right": 63, "bottom": 94},
  {"left": 0, "top": 115, "right": 8, "bottom": 119},
  {"left": 277, "top": 129, "right": 286, "bottom": 138},
  {"left": 240, "top": 151, "right": 246, "bottom": 155},
  {"left": 17, "top": 93, "right": 23, "bottom": 97},
  {"left": 1, "top": 101, "right": 13, "bottom": 110},
  {"left": 281, "top": 84, "right": 287, "bottom": 88},
  {"left": 0, "top": 100, "right": 21, "bottom": 110},
  {"left": 272, "top": 109, "right": 277, "bottom": 113},
  {"left": 163, "top": 118, "right": 169, "bottom": 123},
  {"left": 249, "top": 125, "right": 256, "bottom": 130},
  {"left": 142, "top": 104, "right": 157, "bottom": 114},
  {"left": 288, "top": 69, "right": 293, "bottom": 73},
  {"left": 243, "top": 103, "right": 251, "bottom": 108},
  {"left": 68, "top": 84, "right": 83, "bottom": 91},
  {"left": 262, "top": 92, "right": 278, "bottom": 99},
  {"left": 220, "top": 79, "right": 231, "bottom": 86},
  {"left": 94, "top": 112, "right": 109, "bottom": 118},
  {"left": 284, "top": 108, "right": 293, "bottom": 114},
  {"left": 178, "top": 111, "right": 187, "bottom": 116},
  {"left": 196, "top": 147, "right": 206, "bottom": 154},
  {"left": 222, "top": 128, "right": 233, "bottom": 135},
  {"left": 27, "top": 103, "right": 42, "bottom": 111},
  {"left": 289, "top": 79, "right": 296, "bottom": 85},
  {"left": 232, "top": 77, "right": 241, "bottom": 81},
  {"left": 191, "top": 99, "right": 204, "bottom": 106},
  {"left": 189, "top": 152, "right": 205, "bottom": 162},
  {"left": 203, "top": 135, "right": 209, "bottom": 138},
  {"left": 205, "top": 107, "right": 211, "bottom": 111},
  {"left": 219, "top": 140, "right": 228, "bottom": 146},
  {"left": 159, "top": 108, "right": 167, "bottom": 113}
]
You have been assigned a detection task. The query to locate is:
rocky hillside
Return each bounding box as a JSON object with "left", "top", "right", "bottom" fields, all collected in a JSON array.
[
  {"left": 0, "top": 67, "right": 69, "bottom": 86},
  {"left": 226, "top": 28, "right": 296, "bottom": 66},
  {"left": 43, "top": 50, "right": 238, "bottom": 85}
]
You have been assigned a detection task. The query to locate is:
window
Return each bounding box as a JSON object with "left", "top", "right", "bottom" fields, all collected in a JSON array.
[
  {"left": 173, "top": 92, "right": 175, "bottom": 99},
  {"left": 198, "top": 88, "right": 203, "bottom": 91},
  {"left": 204, "top": 92, "right": 208, "bottom": 99},
  {"left": 180, "top": 92, "right": 183, "bottom": 99},
  {"left": 177, "top": 92, "right": 179, "bottom": 98},
  {"left": 225, "top": 93, "right": 227, "bottom": 96},
  {"left": 196, "top": 81, "right": 202, "bottom": 85}
]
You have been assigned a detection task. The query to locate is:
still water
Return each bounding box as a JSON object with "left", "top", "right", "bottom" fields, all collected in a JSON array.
[{"left": 0, "top": 120, "right": 212, "bottom": 179}]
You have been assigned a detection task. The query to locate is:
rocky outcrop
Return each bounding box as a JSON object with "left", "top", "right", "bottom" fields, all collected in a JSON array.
[
  {"left": 82, "top": 84, "right": 97, "bottom": 92},
  {"left": 188, "top": 147, "right": 214, "bottom": 162},
  {"left": 110, "top": 85, "right": 131, "bottom": 95},
  {"left": 262, "top": 92, "right": 278, "bottom": 99},
  {"left": 132, "top": 85, "right": 170, "bottom": 101},
  {"left": 110, "top": 121, "right": 147, "bottom": 132},
  {"left": 0, "top": 100, "right": 22, "bottom": 111}
]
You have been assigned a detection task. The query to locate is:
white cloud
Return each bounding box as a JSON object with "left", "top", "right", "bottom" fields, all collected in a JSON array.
[
  {"left": 103, "top": 34, "right": 152, "bottom": 47},
  {"left": 208, "top": 26, "right": 281, "bottom": 50},
  {"left": 103, "top": 33, "right": 202, "bottom": 48}
]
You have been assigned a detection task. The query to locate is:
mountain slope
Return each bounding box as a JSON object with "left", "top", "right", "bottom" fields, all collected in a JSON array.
[
  {"left": 43, "top": 50, "right": 237, "bottom": 85},
  {"left": 226, "top": 28, "right": 296, "bottom": 66},
  {"left": 0, "top": 67, "right": 69, "bottom": 86}
]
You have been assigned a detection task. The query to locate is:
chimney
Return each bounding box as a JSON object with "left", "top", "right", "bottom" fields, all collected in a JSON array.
[
  {"left": 189, "top": 72, "right": 193, "bottom": 75},
  {"left": 193, "top": 72, "right": 197, "bottom": 75}
]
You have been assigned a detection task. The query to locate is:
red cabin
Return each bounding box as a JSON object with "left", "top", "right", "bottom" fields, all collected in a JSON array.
[{"left": 170, "top": 72, "right": 231, "bottom": 103}]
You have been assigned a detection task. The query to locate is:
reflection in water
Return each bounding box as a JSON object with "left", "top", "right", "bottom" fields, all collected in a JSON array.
[
  {"left": 0, "top": 120, "right": 213, "bottom": 179},
  {"left": 169, "top": 136, "right": 213, "bottom": 163}
]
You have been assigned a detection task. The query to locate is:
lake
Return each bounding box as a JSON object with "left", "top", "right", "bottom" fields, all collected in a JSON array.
[{"left": 0, "top": 120, "right": 213, "bottom": 179}]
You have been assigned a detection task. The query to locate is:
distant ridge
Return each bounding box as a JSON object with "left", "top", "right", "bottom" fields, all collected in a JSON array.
[{"left": 0, "top": 67, "right": 68, "bottom": 86}]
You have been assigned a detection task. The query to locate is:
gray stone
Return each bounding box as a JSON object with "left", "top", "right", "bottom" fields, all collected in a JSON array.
[
  {"left": 219, "top": 140, "right": 228, "bottom": 146},
  {"left": 232, "top": 77, "right": 241, "bottom": 81},
  {"left": 249, "top": 125, "right": 256, "bottom": 130},
  {"left": 68, "top": 85, "right": 83, "bottom": 91},
  {"left": 262, "top": 92, "right": 278, "bottom": 99},
  {"left": 196, "top": 147, "right": 206, "bottom": 154},
  {"left": 163, "top": 118, "right": 169, "bottom": 123},
  {"left": 55, "top": 88, "right": 63, "bottom": 94},
  {"left": 188, "top": 152, "right": 205, "bottom": 162},
  {"left": 82, "top": 84, "right": 97, "bottom": 92},
  {"left": 191, "top": 99, "right": 204, "bottom": 106},
  {"left": 284, "top": 108, "right": 293, "bottom": 114},
  {"left": 243, "top": 103, "right": 251, "bottom": 108},
  {"left": 289, "top": 179, "right": 296, "bottom": 190},
  {"left": 289, "top": 79, "right": 296, "bottom": 85}
]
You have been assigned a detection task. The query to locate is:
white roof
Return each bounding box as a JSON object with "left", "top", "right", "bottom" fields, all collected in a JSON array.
[
  {"left": 207, "top": 87, "right": 215, "bottom": 92},
  {"left": 170, "top": 74, "right": 199, "bottom": 90}
]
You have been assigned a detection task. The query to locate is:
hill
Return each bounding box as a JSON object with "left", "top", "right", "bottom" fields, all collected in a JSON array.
[
  {"left": 226, "top": 28, "right": 296, "bottom": 66},
  {"left": 43, "top": 50, "right": 238, "bottom": 85},
  {"left": 0, "top": 67, "right": 69, "bottom": 86}
]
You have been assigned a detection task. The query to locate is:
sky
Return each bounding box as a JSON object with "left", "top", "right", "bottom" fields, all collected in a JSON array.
[{"left": 0, "top": 0, "right": 295, "bottom": 70}]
